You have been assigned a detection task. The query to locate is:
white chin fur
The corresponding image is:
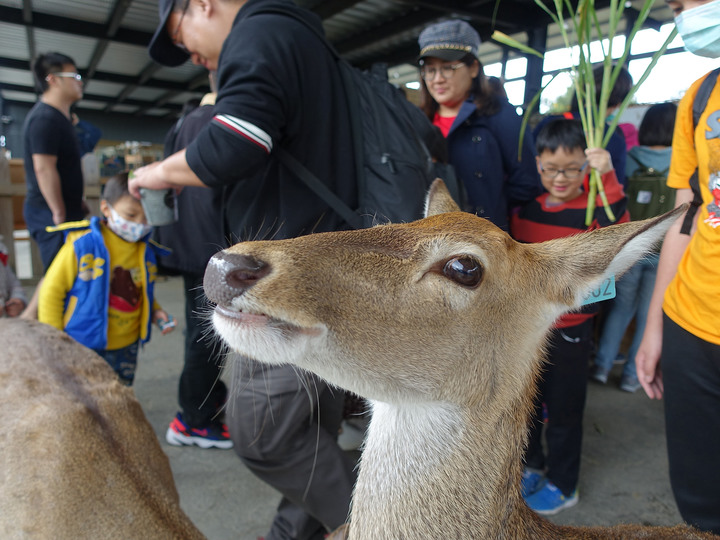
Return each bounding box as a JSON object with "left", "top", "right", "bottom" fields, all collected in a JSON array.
[{"left": 212, "top": 310, "right": 316, "bottom": 365}]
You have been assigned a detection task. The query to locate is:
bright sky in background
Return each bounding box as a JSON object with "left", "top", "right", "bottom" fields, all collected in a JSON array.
[{"left": 482, "top": 22, "right": 720, "bottom": 114}]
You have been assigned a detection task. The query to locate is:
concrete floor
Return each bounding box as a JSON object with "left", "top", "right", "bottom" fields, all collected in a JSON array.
[{"left": 131, "top": 275, "right": 682, "bottom": 540}]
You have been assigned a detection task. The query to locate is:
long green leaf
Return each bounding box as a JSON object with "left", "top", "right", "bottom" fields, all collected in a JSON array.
[
  {"left": 516, "top": 71, "right": 563, "bottom": 160},
  {"left": 602, "top": 26, "right": 679, "bottom": 147},
  {"left": 498, "top": 0, "right": 667, "bottom": 224},
  {"left": 491, "top": 31, "right": 545, "bottom": 59}
]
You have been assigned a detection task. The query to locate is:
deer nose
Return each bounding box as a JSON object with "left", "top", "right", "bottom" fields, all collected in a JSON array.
[{"left": 203, "top": 251, "right": 270, "bottom": 306}]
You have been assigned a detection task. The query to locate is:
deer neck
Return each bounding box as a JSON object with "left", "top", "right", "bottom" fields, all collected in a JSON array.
[{"left": 350, "top": 393, "right": 536, "bottom": 539}]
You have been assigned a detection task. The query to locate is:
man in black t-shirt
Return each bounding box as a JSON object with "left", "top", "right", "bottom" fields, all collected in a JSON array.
[
  {"left": 133, "top": 1, "right": 358, "bottom": 539},
  {"left": 21, "top": 52, "right": 85, "bottom": 318}
]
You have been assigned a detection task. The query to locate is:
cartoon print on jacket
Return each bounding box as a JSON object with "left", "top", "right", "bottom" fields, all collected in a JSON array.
[{"left": 109, "top": 266, "right": 141, "bottom": 312}]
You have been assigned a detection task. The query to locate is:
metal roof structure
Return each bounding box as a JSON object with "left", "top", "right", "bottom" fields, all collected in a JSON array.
[{"left": 0, "top": 0, "right": 675, "bottom": 120}]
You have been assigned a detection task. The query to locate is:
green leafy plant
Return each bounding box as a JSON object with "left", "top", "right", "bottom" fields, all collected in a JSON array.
[{"left": 494, "top": 0, "right": 677, "bottom": 225}]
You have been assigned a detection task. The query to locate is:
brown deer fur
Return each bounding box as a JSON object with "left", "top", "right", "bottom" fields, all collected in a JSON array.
[
  {"left": 204, "top": 180, "right": 717, "bottom": 540},
  {"left": 0, "top": 319, "right": 205, "bottom": 540}
]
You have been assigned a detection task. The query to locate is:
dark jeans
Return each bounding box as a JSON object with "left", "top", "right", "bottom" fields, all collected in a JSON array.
[
  {"left": 662, "top": 314, "right": 720, "bottom": 534},
  {"left": 23, "top": 203, "right": 66, "bottom": 271},
  {"left": 178, "top": 273, "right": 227, "bottom": 428},
  {"left": 227, "top": 358, "right": 356, "bottom": 540},
  {"left": 97, "top": 341, "right": 139, "bottom": 386},
  {"left": 525, "top": 319, "right": 593, "bottom": 496}
]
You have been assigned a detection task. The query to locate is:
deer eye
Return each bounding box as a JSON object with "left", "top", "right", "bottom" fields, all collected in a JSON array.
[{"left": 442, "top": 256, "right": 483, "bottom": 288}]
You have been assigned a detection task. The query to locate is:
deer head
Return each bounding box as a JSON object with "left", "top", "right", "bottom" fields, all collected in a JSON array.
[
  {"left": 204, "top": 180, "right": 679, "bottom": 411},
  {"left": 203, "top": 181, "right": 697, "bottom": 539}
]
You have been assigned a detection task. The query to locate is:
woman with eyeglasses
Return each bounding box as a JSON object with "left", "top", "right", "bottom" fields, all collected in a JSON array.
[{"left": 417, "top": 20, "right": 543, "bottom": 232}]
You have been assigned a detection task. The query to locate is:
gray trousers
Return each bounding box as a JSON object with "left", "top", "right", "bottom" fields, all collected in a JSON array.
[{"left": 226, "top": 357, "right": 356, "bottom": 540}]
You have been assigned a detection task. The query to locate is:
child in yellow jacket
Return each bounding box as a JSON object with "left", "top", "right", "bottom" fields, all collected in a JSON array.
[{"left": 39, "top": 172, "right": 174, "bottom": 385}]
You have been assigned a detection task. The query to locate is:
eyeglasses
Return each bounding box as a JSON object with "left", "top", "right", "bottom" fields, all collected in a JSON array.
[
  {"left": 539, "top": 161, "right": 588, "bottom": 179},
  {"left": 419, "top": 63, "right": 465, "bottom": 81},
  {"left": 171, "top": 0, "right": 191, "bottom": 52},
  {"left": 48, "top": 72, "right": 82, "bottom": 82}
]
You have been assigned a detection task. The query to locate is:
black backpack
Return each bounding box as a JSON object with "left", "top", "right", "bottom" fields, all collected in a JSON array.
[
  {"left": 625, "top": 157, "right": 673, "bottom": 221},
  {"left": 258, "top": 7, "right": 463, "bottom": 229}
]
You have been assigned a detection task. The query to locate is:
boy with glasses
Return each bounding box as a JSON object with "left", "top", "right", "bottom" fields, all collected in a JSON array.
[
  {"left": 21, "top": 52, "right": 87, "bottom": 318},
  {"left": 510, "top": 118, "right": 629, "bottom": 515}
]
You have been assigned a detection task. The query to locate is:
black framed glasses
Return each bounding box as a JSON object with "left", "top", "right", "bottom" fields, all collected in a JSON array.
[
  {"left": 539, "top": 161, "right": 588, "bottom": 179},
  {"left": 419, "top": 63, "right": 465, "bottom": 81},
  {"left": 170, "top": 0, "right": 191, "bottom": 51}
]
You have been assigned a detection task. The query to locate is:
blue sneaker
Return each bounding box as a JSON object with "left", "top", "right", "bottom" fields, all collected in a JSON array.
[
  {"left": 590, "top": 365, "right": 609, "bottom": 384},
  {"left": 521, "top": 467, "right": 545, "bottom": 498},
  {"left": 524, "top": 480, "right": 578, "bottom": 515},
  {"left": 620, "top": 374, "right": 641, "bottom": 393}
]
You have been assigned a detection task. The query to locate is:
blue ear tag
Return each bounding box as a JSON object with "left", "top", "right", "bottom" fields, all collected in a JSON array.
[{"left": 581, "top": 276, "right": 616, "bottom": 306}]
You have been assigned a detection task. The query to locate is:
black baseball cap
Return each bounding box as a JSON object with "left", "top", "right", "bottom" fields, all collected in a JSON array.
[{"left": 148, "top": 0, "right": 190, "bottom": 67}]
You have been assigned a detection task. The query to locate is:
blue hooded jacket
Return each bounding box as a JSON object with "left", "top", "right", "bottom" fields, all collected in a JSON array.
[{"left": 446, "top": 97, "right": 543, "bottom": 231}]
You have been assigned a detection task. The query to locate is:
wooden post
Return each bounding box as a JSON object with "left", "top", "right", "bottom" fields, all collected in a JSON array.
[
  {"left": 0, "top": 152, "right": 16, "bottom": 271},
  {"left": 0, "top": 155, "right": 102, "bottom": 282}
]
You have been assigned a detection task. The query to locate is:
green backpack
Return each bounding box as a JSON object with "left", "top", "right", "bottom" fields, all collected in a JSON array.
[{"left": 625, "top": 157, "right": 674, "bottom": 221}]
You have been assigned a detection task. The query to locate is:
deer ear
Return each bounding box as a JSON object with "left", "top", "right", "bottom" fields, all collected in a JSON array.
[
  {"left": 425, "top": 179, "right": 461, "bottom": 218},
  {"left": 537, "top": 205, "right": 687, "bottom": 311}
]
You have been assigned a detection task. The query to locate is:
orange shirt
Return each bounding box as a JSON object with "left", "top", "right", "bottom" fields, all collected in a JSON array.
[{"left": 663, "top": 71, "right": 720, "bottom": 345}]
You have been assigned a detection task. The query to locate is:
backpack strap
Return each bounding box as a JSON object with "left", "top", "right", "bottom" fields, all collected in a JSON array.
[
  {"left": 274, "top": 148, "right": 363, "bottom": 229},
  {"left": 681, "top": 67, "right": 720, "bottom": 234}
]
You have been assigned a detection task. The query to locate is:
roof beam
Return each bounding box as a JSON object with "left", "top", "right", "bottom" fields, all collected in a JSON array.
[
  {"left": 86, "top": 0, "right": 136, "bottom": 83},
  {"left": 331, "top": 3, "right": 528, "bottom": 60},
  {"left": 0, "top": 81, "right": 182, "bottom": 111},
  {"left": 104, "top": 62, "right": 162, "bottom": 112},
  {"left": 0, "top": 5, "right": 152, "bottom": 47},
  {"left": 312, "top": 0, "right": 364, "bottom": 19},
  {"left": 21, "top": 0, "right": 36, "bottom": 66},
  {"left": 0, "top": 56, "right": 202, "bottom": 93},
  {"left": 388, "top": 0, "right": 515, "bottom": 26},
  {"left": 134, "top": 72, "right": 210, "bottom": 117}
]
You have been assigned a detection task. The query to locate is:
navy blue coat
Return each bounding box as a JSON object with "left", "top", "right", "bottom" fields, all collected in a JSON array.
[{"left": 446, "top": 98, "right": 543, "bottom": 231}]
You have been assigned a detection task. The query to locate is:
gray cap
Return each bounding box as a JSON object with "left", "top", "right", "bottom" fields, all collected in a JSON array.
[{"left": 418, "top": 20, "right": 481, "bottom": 63}]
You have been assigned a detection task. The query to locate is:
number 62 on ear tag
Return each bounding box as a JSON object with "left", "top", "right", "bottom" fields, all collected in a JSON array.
[{"left": 581, "top": 276, "right": 616, "bottom": 306}]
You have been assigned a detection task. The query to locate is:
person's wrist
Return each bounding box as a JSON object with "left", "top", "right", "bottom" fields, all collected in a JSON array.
[{"left": 157, "top": 158, "right": 172, "bottom": 188}]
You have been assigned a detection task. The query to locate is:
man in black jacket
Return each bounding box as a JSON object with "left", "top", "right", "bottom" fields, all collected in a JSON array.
[{"left": 132, "top": 1, "right": 358, "bottom": 539}]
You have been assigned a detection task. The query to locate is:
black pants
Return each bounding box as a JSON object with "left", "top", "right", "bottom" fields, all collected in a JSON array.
[
  {"left": 662, "top": 314, "right": 720, "bottom": 534},
  {"left": 178, "top": 273, "right": 227, "bottom": 428},
  {"left": 227, "top": 358, "right": 356, "bottom": 540},
  {"left": 24, "top": 203, "right": 69, "bottom": 270},
  {"left": 525, "top": 319, "right": 593, "bottom": 496}
]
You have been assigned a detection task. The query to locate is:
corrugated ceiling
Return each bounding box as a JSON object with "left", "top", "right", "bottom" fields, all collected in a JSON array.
[{"left": 0, "top": 0, "right": 674, "bottom": 119}]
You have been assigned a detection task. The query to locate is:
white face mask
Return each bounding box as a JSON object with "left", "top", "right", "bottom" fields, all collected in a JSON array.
[
  {"left": 107, "top": 205, "right": 153, "bottom": 243},
  {"left": 676, "top": 1, "right": 720, "bottom": 58}
]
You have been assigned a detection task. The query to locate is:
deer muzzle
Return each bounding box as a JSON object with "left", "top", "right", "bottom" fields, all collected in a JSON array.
[{"left": 204, "top": 251, "right": 270, "bottom": 306}]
